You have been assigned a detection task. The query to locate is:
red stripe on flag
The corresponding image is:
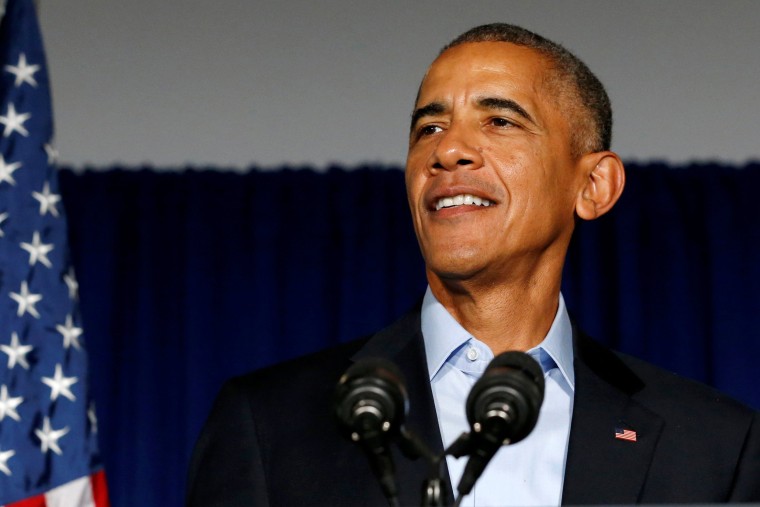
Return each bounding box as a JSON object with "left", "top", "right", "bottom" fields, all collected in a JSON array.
[
  {"left": 5, "top": 494, "right": 46, "bottom": 507},
  {"left": 92, "top": 470, "right": 111, "bottom": 507}
]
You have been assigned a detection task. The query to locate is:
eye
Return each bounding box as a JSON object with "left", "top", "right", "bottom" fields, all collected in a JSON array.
[
  {"left": 415, "top": 124, "right": 442, "bottom": 139},
  {"left": 489, "top": 117, "right": 515, "bottom": 128}
]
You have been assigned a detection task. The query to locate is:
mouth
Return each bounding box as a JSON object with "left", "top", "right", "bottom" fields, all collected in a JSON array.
[{"left": 434, "top": 193, "right": 493, "bottom": 211}]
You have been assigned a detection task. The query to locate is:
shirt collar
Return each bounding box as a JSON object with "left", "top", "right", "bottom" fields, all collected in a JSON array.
[
  {"left": 421, "top": 286, "right": 575, "bottom": 389},
  {"left": 533, "top": 292, "right": 575, "bottom": 389},
  {"left": 421, "top": 286, "right": 472, "bottom": 381}
]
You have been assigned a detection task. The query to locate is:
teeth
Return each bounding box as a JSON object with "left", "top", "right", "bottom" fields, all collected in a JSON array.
[{"left": 435, "top": 194, "right": 493, "bottom": 211}]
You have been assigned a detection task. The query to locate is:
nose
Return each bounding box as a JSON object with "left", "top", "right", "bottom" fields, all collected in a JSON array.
[{"left": 428, "top": 123, "right": 484, "bottom": 173}]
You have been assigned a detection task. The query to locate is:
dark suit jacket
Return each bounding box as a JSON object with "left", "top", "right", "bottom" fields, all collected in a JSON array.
[{"left": 187, "top": 308, "right": 760, "bottom": 506}]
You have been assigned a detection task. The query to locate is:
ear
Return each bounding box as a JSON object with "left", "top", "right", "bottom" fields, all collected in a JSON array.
[{"left": 575, "top": 152, "right": 625, "bottom": 221}]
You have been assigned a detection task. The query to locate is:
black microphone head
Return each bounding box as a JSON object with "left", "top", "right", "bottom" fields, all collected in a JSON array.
[
  {"left": 333, "top": 358, "right": 408, "bottom": 503},
  {"left": 465, "top": 351, "right": 545, "bottom": 445},
  {"left": 333, "top": 358, "right": 409, "bottom": 443}
]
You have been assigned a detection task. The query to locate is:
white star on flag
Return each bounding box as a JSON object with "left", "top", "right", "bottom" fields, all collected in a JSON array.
[
  {"left": 44, "top": 142, "right": 58, "bottom": 164},
  {"left": 56, "top": 314, "right": 83, "bottom": 349},
  {"left": 0, "top": 102, "right": 31, "bottom": 137},
  {"left": 41, "top": 363, "right": 78, "bottom": 402},
  {"left": 0, "top": 385, "right": 24, "bottom": 422},
  {"left": 9, "top": 280, "right": 43, "bottom": 318},
  {"left": 20, "top": 230, "right": 54, "bottom": 268},
  {"left": 0, "top": 154, "right": 22, "bottom": 185},
  {"left": 88, "top": 402, "right": 99, "bottom": 434},
  {"left": 4, "top": 52, "right": 39, "bottom": 87},
  {"left": 0, "top": 211, "right": 8, "bottom": 237},
  {"left": 0, "top": 448, "right": 15, "bottom": 477},
  {"left": 35, "top": 416, "right": 70, "bottom": 455},
  {"left": 0, "top": 331, "right": 33, "bottom": 369},
  {"left": 63, "top": 268, "right": 79, "bottom": 299},
  {"left": 31, "top": 180, "right": 61, "bottom": 216}
]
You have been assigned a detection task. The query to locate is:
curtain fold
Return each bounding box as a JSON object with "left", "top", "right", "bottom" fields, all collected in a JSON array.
[{"left": 58, "top": 163, "right": 760, "bottom": 507}]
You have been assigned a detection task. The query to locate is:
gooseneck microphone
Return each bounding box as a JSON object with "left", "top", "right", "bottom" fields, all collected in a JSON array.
[
  {"left": 451, "top": 351, "right": 545, "bottom": 500},
  {"left": 333, "top": 358, "right": 408, "bottom": 507}
]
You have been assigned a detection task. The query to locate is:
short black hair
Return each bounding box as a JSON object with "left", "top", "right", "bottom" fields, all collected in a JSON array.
[{"left": 441, "top": 23, "right": 612, "bottom": 157}]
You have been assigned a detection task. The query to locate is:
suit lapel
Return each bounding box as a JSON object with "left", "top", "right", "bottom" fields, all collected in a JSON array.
[
  {"left": 352, "top": 306, "right": 453, "bottom": 506},
  {"left": 562, "top": 331, "right": 664, "bottom": 505}
]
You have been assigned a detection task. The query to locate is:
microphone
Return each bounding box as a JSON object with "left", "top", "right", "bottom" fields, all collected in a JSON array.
[
  {"left": 334, "top": 358, "right": 408, "bottom": 506},
  {"left": 454, "top": 351, "right": 545, "bottom": 498}
]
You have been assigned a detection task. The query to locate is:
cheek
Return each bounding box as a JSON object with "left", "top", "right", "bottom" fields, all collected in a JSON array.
[
  {"left": 485, "top": 137, "right": 536, "bottom": 175},
  {"left": 404, "top": 167, "right": 423, "bottom": 208},
  {"left": 407, "top": 137, "right": 433, "bottom": 166},
  {"left": 405, "top": 144, "right": 423, "bottom": 176},
  {"left": 487, "top": 144, "right": 572, "bottom": 229},
  {"left": 405, "top": 145, "right": 436, "bottom": 206},
  {"left": 486, "top": 147, "right": 532, "bottom": 205}
]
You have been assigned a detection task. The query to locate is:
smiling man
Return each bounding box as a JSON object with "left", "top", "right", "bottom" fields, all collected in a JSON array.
[{"left": 187, "top": 24, "right": 760, "bottom": 507}]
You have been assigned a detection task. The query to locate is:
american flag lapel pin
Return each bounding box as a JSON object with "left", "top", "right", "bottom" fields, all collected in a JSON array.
[{"left": 615, "top": 426, "right": 638, "bottom": 442}]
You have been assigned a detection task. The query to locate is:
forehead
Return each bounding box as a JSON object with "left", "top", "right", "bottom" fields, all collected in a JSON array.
[{"left": 417, "top": 41, "right": 556, "bottom": 109}]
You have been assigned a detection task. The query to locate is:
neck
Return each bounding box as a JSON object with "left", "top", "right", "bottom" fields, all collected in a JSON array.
[{"left": 427, "top": 261, "right": 563, "bottom": 355}]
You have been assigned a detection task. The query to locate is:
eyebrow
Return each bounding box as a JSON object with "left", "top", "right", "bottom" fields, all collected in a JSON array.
[
  {"left": 477, "top": 97, "right": 534, "bottom": 124},
  {"left": 409, "top": 96, "right": 535, "bottom": 133}
]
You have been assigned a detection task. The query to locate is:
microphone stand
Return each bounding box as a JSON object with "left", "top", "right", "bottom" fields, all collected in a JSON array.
[
  {"left": 421, "top": 455, "right": 446, "bottom": 507},
  {"left": 419, "top": 428, "right": 494, "bottom": 507},
  {"left": 393, "top": 428, "right": 449, "bottom": 507},
  {"left": 391, "top": 427, "right": 487, "bottom": 507}
]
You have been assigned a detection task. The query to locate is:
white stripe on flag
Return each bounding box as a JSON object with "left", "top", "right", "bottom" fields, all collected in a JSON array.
[{"left": 44, "top": 476, "right": 96, "bottom": 507}]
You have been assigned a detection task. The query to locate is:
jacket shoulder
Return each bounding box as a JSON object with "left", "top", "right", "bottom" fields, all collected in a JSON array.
[
  {"left": 613, "top": 348, "right": 756, "bottom": 421},
  {"left": 576, "top": 330, "right": 756, "bottom": 420},
  {"left": 233, "top": 338, "right": 368, "bottom": 394}
]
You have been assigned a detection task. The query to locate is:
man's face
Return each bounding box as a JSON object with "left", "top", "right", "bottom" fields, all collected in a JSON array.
[{"left": 405, "top": 42, "right": 586, "bottom": 285}]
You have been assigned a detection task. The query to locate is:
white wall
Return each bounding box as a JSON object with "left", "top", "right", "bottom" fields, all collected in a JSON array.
[{"left": 39, "top": 0, "right": 760, "bottom": 170}]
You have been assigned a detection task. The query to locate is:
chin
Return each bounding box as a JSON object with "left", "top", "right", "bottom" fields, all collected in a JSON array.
[{"left": 424, "top": 247, "right": 488, "bottom": 282}]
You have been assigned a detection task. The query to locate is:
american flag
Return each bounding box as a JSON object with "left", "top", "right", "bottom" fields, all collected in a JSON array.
[
  {"left": 614, "top": 427, "right": 637, "bottom": 443},
  {"left": 0, "top": 0, "right": 109, "bottom": 505}
]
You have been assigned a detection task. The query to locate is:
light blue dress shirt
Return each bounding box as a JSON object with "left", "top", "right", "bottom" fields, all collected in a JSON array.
[{"left": 421, "top": 287, "right": 575, "bottom": 506}]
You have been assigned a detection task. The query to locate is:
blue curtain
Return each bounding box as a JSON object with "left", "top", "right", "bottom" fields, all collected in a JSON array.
[{"left": 57, "top": 163, "right": 760, "bottom": 507}]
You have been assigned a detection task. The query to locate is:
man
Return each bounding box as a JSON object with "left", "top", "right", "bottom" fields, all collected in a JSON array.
[{"left": 187, "top": 23, "right": 760, "bottom": 506}]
